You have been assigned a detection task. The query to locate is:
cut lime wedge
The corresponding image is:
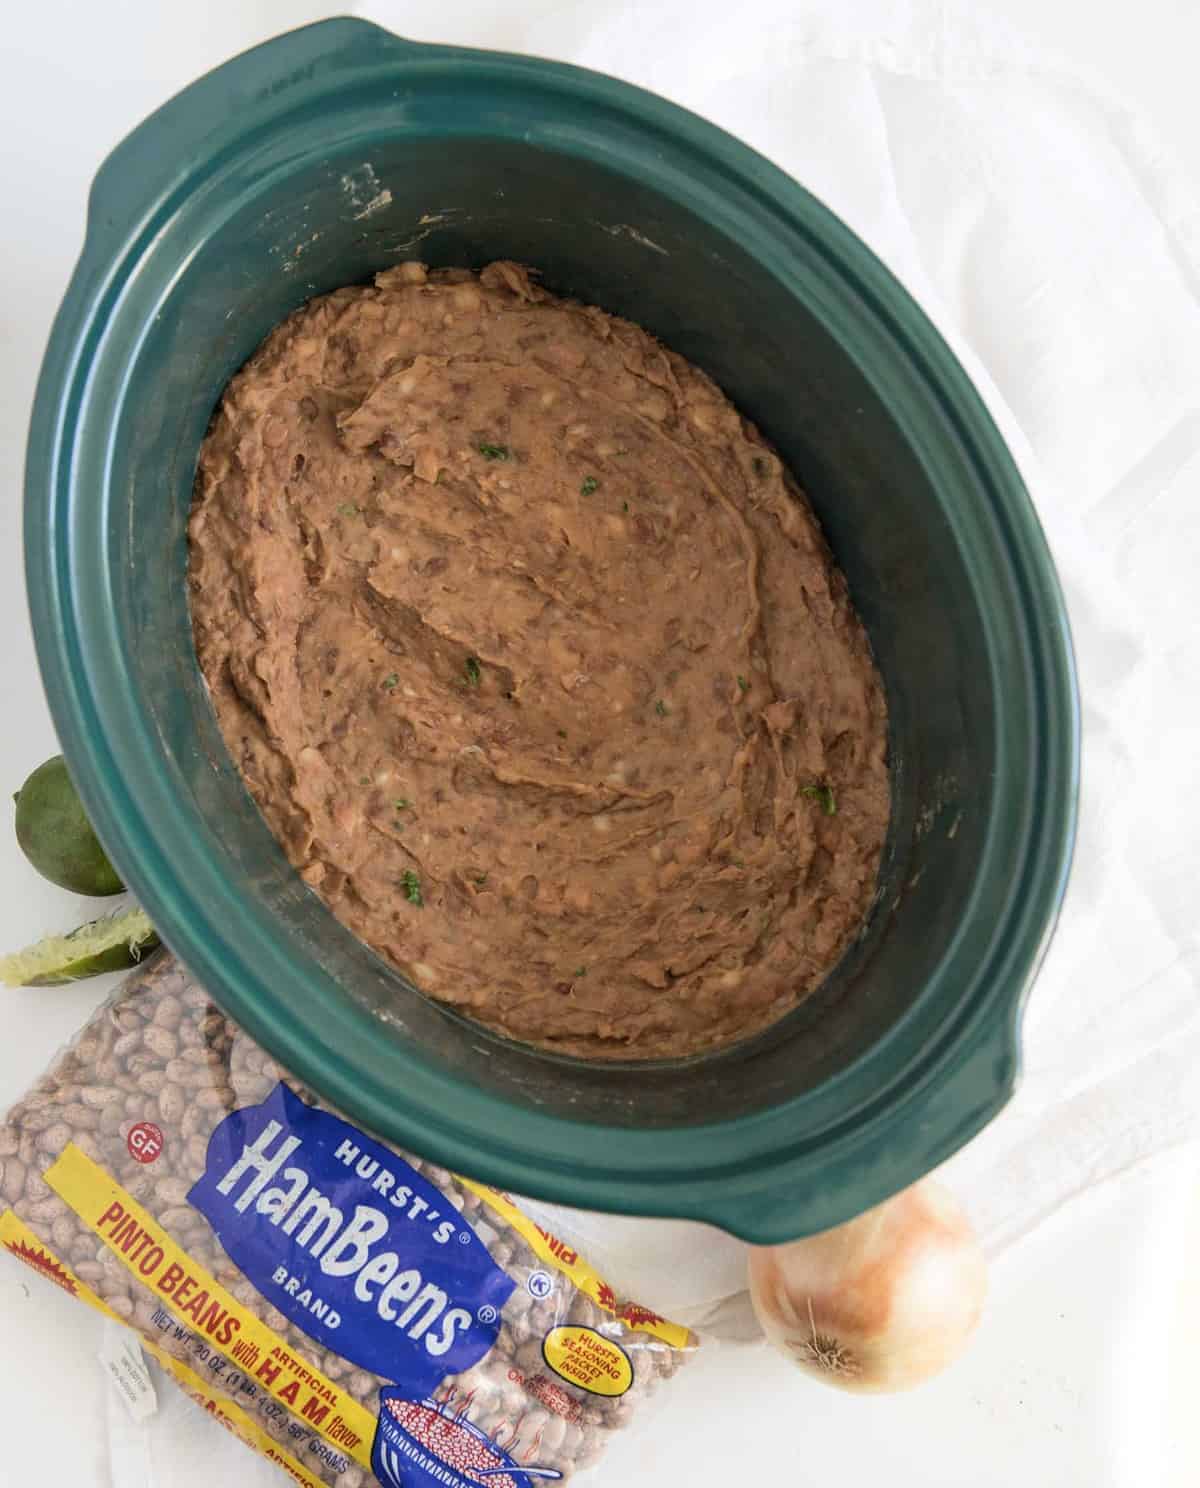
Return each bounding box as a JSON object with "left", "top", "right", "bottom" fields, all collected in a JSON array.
[{"left": 0, "top": 906, "right": 158, "bottom": 987}]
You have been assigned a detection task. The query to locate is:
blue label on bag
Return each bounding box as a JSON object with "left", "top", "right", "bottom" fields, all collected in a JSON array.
[{"left": 187, "top": 1083, "right": 515, "bottom": 1395}]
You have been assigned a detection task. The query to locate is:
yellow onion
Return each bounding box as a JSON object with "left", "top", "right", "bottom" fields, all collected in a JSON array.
[{"left": 747, "top": 1178, "right": 987, "bottom": 1393}]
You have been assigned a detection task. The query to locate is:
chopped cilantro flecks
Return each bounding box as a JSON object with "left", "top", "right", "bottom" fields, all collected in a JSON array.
[
  {"left": 557, "top": 728, "right": 568, "bottom": 739},
  {"left": 654, "top": 699, "right": 668, "bottom": 717},
  {"left": 359, "top": 775, "right": 372, "bottom": 786},
  {"left": 737, "top": 675, "right": 750, "bottom": 692},
  {"left": 580, "top": 476, "right": 599, "bottom": 496},
  {"left": 402, "top": 870, "right": 423, "bottom": 906},
  {"left": 573, "top": 966, "right": 587, "bottom": 978},
  {"left": 382, "top": 673, "right": 399, "bottom": 691},
  {"left": 622, "top": 501, "right": 630, "bottom": 513},
  {"left": 464, "top": 656, "right": 482, "bottom": 688},
  {"left": 477, "top": 442, "right": 510, "bottom": 461},
  {"left": 471, "top": 872, "right": 488, "bottom": 887},
  {"left": 393, "top": 798, "right": 411, "bottom": 811},
  {"left": 338, "top": 502, "right": 359, "bottom": 516},
  {"left": 800, "top": 784, "right": 838, "bottom": 816}
]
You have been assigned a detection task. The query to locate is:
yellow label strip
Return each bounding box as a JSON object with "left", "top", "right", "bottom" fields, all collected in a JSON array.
[
  {"left": 43, "top": 1145, "right": 376, "bottom": 1469},
  {"left": 1, "top": 1207, "right": 324, "bottom": 1488},
  {"left": 455, "top": 1178, "right": 691, "bottom": 1349}
]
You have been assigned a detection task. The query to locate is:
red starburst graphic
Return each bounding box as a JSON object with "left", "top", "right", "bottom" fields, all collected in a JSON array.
[
  {"left": 594, "top": 1280, "right": 662, "bottom": 1330},
  {"left": 617, "top": 1301, "right": 663, "bottom": 1329},
  {"left": 5, "top": 1238, "right": 79, "bottom": 1297}
]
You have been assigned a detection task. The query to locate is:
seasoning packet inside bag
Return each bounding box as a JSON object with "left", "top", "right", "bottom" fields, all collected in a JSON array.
[{"left": 0, "top": 953, "right": 695, "bottom": 1488}]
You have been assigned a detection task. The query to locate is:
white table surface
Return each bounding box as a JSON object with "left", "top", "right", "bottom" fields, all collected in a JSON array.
[{"left": 1, "top": 4, "right": 1197, "bottom": 1485}]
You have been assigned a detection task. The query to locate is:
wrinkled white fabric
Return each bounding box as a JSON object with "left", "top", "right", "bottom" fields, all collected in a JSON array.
[{"left": 352, "top": 0, "right": 1200, "bottom": 1326}]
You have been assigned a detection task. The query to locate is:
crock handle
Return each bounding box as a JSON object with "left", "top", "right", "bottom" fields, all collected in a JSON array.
[
  {"left": 699, "top": 997, "right": 1021, "bottom": 1244},
  {"left": 85, "top": 18, "right": 421, "bottom": 250}
]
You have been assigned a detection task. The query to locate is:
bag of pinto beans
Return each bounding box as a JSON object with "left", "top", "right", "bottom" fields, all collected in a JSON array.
[{"left": 0, "top": 952, "right": 695, "bottom": 1488}]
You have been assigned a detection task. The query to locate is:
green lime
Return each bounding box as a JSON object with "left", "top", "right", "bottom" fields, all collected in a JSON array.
[
  {"left": 13, "top": 754, "right": 123, "bottom": 896},
  {"left": 0, "top": 906, "right": 158, "bottom": 987}
]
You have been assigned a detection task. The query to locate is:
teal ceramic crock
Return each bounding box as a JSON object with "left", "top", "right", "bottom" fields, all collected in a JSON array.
[{"left": 24, "top": 17, "right": 1078, "bottom": 1242}]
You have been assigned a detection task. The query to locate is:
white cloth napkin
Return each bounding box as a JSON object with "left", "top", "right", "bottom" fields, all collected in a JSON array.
[
  {"left": 106, "top": 7, "right": 1200, "bottom": 1481},
  {"left": 349, "top": 0, "right": 1200, "bottom": 1320}
]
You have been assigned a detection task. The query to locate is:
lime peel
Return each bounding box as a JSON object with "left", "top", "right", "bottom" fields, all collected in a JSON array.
[{"left": 0, "top": 906, "right": 158, "bottom": 988}]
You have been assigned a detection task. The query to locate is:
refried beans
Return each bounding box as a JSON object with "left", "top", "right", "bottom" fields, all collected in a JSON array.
[{"left": 187, "top": 260, "right": 889, "bottom": 1058}]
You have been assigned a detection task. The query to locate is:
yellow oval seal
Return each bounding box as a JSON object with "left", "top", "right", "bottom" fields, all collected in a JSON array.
[{"left": 541, "top": 1325, "right": 633, "bottom": 1397}]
